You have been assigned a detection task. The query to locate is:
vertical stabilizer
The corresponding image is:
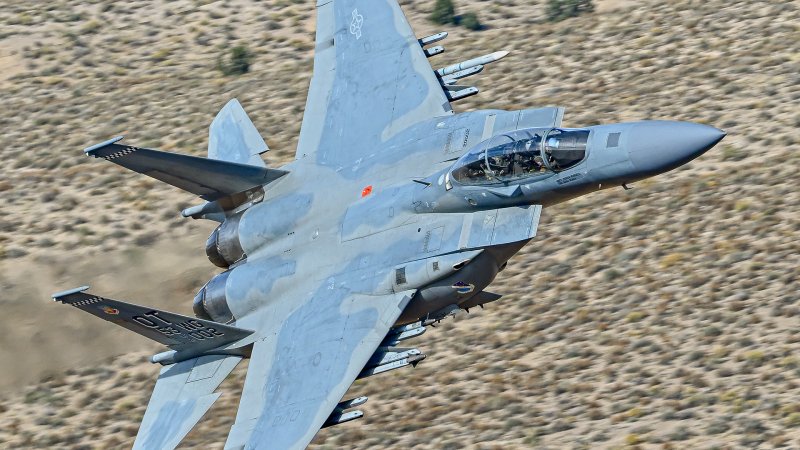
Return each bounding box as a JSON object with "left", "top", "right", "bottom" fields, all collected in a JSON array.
[{"left": 209, "top": 99, "right": 268, "bottom": 167}]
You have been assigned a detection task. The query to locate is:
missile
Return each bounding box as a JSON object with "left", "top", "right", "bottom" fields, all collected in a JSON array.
[
  {"left": 357, "top": 353, "right": 426, "bottom": 379},
  {"left": 424, "top": 45, "right": 445, "bottom": 58},
  {"left": 382, "top": 324, "right": 426, "bottom": 346},
  {"left": 335, "top": 396, "right": 368, "bottom": 411},
  {"left": 440, "top": 65, "right": 484, "bottom": 85},
  {"left": 366, "top": 348, "right": 423, "bottom": 368},
  {"left": 418, "top": 31, "right": 448, "bottom": 47},
  {"left": 436, "top": 50, "right": 509, "bottom": 77},
  {"left": 322, "top": 410, "right": 363, "bottom": 428}
]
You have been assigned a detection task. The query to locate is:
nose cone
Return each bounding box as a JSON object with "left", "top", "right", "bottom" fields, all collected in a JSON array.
[{"left": 628, "top": 121, "right": 725, "bottom": 176}]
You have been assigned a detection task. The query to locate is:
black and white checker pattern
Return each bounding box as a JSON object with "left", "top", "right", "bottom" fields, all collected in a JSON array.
[
  {"left": 68, "top": 296, "right": 103, "bottom": 307},
  {"left": 103, "top": 146, "right": 138, "bottom": 160}
]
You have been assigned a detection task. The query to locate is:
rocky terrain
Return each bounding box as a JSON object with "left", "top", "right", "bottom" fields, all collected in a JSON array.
[{"left": 0, "top": 0, "right": 797, "bottom": 448}]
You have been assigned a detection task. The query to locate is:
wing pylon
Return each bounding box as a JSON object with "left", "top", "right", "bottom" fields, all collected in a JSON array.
[{"left": 418, "top": 30, "right": 509, "bottom": 102}]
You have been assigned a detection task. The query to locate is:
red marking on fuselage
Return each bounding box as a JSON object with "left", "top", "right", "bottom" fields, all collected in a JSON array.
[{"left": 361, "top": 185, "right": 373, "bottom": 198}]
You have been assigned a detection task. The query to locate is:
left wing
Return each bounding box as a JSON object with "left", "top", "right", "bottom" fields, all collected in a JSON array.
[
  {"left": 295, "top": 0, "right": 453, "bottom": 165},
  {"left": 224, "top": 289, "right": 416, "bottom": 450}
]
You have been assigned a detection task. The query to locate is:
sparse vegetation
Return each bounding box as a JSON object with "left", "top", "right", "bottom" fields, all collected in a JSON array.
[
  {"left": 430, "top": 0, "right": 482, "bottom": 31},
  {"left": 460, "top": 12, "right": 482, "bottom": 31},
  {"left": 217, "top": 45, "right": 252, "bottom": 76},
  {"left": 546, "top": 0, "right": 594, "bottom": 22},
  {"left": 430, "top": 0, "right": 456, "bottom": 25},
  {"left": 0, "top": 0, "right": 797, "bottom": 448}
]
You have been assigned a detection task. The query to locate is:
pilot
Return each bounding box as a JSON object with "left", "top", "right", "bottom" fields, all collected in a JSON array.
[
  {"left": 510, "top": 154, "right": 525, "bottom": 176},
  {"left": 467, "top": 164, "right": 485, "bottom": 180},
  {"left": 533, "top": 155, "right": 545, "bottom": 172}
]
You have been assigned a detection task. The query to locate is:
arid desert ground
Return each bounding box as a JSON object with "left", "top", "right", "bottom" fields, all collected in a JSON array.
[{"left": 0, "top": 0, "right": 798, "bottom": 448}]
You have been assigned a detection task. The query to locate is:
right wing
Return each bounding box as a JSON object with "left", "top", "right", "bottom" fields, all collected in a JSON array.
[
  {"left": 224, "top": 289, "right": 416, "bottom": 450},
  {"left": 134, "top": 354, "right": 243, "bottom": 450},
  {"left": 295, "top": 0, "right": 453, "bottom": 165}
]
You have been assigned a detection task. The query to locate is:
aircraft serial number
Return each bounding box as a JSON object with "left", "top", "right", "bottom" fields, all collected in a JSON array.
[
  {"left": 133, "top": 311, "right": 225, "bottom": 341},
  {"left": 556, "top": 173, "right": 583, "bottom": 185}
]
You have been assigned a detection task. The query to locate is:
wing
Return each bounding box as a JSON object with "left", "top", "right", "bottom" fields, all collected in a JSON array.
[
  {"left": 223, "top": 289, "right": 416, "bottom": 450},
  {"left": 295, "top": 0, "right": 452, "bottom": 165},
  {"left": 134, "top": 355, "right": 243, "bottom": 450}
]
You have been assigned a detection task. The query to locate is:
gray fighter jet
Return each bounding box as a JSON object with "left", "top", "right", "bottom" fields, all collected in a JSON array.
[{"left": 53, "top": 1, "right": 725, "bottom": 448}]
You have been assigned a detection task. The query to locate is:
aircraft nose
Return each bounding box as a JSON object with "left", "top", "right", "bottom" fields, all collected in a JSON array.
[{"left": 627, "top": 121, "right": 726, "bottom": 176}]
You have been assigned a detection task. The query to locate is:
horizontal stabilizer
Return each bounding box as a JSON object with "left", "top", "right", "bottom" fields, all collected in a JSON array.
[
  {"left": 84, "top": 137, "right": 288, "bottom": 201},
  {"left": 53, "top": 286, "right": 253, "bottom": 354}
]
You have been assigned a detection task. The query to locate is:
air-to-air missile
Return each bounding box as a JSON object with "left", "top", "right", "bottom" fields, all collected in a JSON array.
[
  {"left": 440, "top": 65, "right": 485, "bottom": 86},
  {"left": 434, "top": 50, "right": 510, "bottom": 101},
  {"left": 424, "top": 45, "right": 445, "bottom": 58},
  {"left": 418, "top": 31, "right": 448, "bottom": 47},
  {"left": 436, "top": 50, "right": 509, "bottom": 77}
]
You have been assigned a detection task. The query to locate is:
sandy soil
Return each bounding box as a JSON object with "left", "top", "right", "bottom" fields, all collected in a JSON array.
[{"left": 0, "top": 0, "right": 797, "bottom": 448}]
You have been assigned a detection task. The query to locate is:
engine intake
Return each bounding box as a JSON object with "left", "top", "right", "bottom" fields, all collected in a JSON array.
[
  {"left": 205, "top": 213, "right": 245, "bottom": 268},
  {"left": 193, "top": 271, "right": 234, "bottom": 323}
]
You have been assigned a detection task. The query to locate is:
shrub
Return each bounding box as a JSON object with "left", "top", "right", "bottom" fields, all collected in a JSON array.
[
  {"left": 786, "top": 413, "right": 800, "bottom": 427},
  {"left": 460, "top": 12, "right": 482, "bottom": 31},
  {"left": 430, "top": 0, "right": 456, "bottom": 25},
  {"left": 218, "top": 45, "right": 252, "bottom": 76},
  {"left": 547, "top": 0, "right": 594, "bottom": 22}
]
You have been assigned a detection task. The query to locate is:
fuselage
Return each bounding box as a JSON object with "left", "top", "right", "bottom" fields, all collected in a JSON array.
[{"left": 194, "top": 108, "right": 724, "bottom": 332}]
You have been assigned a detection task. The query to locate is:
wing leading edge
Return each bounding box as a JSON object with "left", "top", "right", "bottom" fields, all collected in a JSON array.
[{"left": 295, "top": 0, "right": 453, "bottom": 165}]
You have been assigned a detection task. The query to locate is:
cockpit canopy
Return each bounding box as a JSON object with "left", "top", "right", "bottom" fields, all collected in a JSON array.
[{"left": 451, "top": 128, "right": 590, "bottom": 185}]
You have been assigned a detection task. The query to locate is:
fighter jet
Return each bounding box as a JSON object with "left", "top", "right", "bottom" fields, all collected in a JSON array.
[{"left": 53, "top": 1, "right": 725, "bottom": 448}]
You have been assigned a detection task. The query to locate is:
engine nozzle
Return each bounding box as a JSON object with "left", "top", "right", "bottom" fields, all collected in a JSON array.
[
  {"left": 205, "top": 213, "right": 246, "bottom": 268},
  {"left": 193, "top": 270, "right": 234, "bottom": 323}
]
